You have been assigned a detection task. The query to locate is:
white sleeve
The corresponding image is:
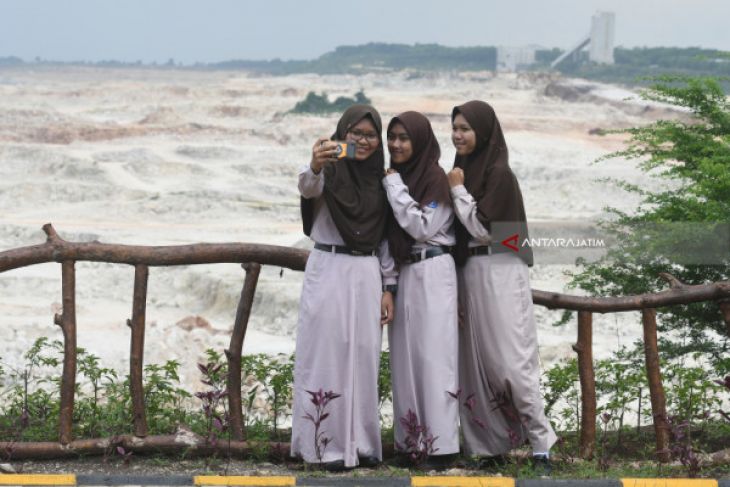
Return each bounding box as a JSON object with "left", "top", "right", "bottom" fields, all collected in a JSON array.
[
  {"left": 382, "top": 172, "right": 451, "bottom": 242},
  {"left": 378, "top": 238, "right": 398, "bottom": 286},
  {"left": 450, "top": 184, "right": 491, "bottom": 244},
  {"left": 298, "top": 165, "right": 324, "bottom": 199}
]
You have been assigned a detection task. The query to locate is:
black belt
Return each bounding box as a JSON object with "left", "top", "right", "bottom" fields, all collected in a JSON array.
[
  {"left": 408, "top": 246, "right": 452, "bottom": 263},
  {"left": 468, "top": 245, "right": 492, "bottom": 257},
  {"left": 314, "top": 243, "right": 378, "bottom": 257}
]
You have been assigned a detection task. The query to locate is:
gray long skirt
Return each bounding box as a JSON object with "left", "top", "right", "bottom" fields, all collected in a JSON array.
[
  {"left": 389, "top": 253, "right": 459, "bottom": 455},
  {"left": 458, "top": 252, "right": 557, "bottom": 455},
  {"left": 290, "top": 249, "right": 383, "bottom": 467}
]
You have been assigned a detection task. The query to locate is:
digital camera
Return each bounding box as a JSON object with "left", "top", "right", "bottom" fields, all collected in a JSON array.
[{"left": 333, "top": 141, "right": 356, "bottom": 159}]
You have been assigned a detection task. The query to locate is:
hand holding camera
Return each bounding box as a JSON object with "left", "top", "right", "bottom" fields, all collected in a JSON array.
[{"left": 310, "top": 137, "right": 356, "bottom": 174}]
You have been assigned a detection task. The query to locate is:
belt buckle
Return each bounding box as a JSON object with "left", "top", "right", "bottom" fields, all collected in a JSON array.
[
  {"left": 351, "top": 249, "right": 365, "bottom": 256},
  {"left": 409, "top": 248, "right": 427, "bottom": 263}
]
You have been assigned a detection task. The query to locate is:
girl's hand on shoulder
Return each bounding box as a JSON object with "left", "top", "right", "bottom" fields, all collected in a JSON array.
[
  {"left": 447, "top": 168, "right": 464, "bottom": 188},
  {"left": 310, "top": 137, "right": 339, "bottom": 174}
]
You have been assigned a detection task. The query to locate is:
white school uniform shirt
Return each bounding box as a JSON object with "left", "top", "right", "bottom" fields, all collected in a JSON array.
[
  {"left": 298, "top": 165, "right": 397, "bottom": 286},
  {"left": 450, "top": 184, "right": 493, "bottom": 247},
  {"left": 382, "top": 172, "right": 456, "bottom": 253}
]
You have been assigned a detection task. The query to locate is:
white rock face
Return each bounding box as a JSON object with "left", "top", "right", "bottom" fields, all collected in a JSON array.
[{"left": 0, "top": 67, "right": 675, "bottom": 390}]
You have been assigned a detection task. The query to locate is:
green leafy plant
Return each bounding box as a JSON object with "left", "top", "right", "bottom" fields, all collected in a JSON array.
[
  {"left": 0, "top": 337, "right": 62, "bottom": 443},
  {"left": 143, "top": 359, "right": 192, "bottom": 434},
  {"left": 595, "top": 347, "right": 649, "bottom": 447},
  {"left": 568, "top": 75, "right": 730, "bottom": 365},
  {"left": 378, "top": 350, "right": 392, "bottom": 424},
  {"left": 663, "top": 355, "right": 725, "bottom": 425},
  {"left": 244, "top": 353, "right": 293, "bottom": 439},
  {"left": 542, "top": 357, "right": 580, "bottom": 433},
  {"left": 74, "top": 347, "right": 118, "bottom": 437}
]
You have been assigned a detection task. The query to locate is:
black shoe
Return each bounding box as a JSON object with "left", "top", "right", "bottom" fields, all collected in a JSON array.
[
  {"left": 421, "top": 454, "right": 456, "bottom": 471},
  {"left": 476, "top": 454, "right": 508, "bottom": 470},
  {"left": 323, "top": 460, "right": 347, "bottom": 472},
  {"left": 358, "top": 455, "right": 380, "bottom": 468},
  {"left": 531, "top": 454, "right": 552, "bottom": 476},
  {"left": 466, "top": 455, "right": 505, "bottom": 470},
  {"left": 391, "top": 452, "right": 412, "bottom": 468}
]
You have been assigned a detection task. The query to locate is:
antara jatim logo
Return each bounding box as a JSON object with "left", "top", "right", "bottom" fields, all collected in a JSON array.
[{"left": 501, "top": 233, "right": 520, "bottom": 252}]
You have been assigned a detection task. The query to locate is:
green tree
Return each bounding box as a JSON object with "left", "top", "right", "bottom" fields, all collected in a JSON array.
[
  {"left": 289, "top": 90, "right": 371, "bottom": 114},
  {"left": 569, "top": 75, "right": 730, "bottom": 363}
]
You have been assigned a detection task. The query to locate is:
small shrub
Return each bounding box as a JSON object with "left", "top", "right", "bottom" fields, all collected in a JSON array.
[
  {"left": 302, "top": 389, "right": 340, "bottom": 464},
  {"left": 289, "top": 90, "right": 371, "bottom": 114},
  {"left": 396, "top": 409, "right": 438, "bottom": 466},
  {"left": 244, "top": 353, "right": 294, "bottom": 439}
]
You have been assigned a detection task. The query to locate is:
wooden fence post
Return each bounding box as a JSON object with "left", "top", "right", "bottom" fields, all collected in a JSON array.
[
  {"left": 642, "top": 308, "right": 670, "bottom": 462},
  {"left": 54, "top": 260, "right": 77, "bottom": 445},
  {"left": 573, "top": 310, "right": 596, "bottom": 459},
  {"left": 226, "top": 263, "right": 261, "bottom": 441},
  {"left": 128, "top": 264, "right": 150, "bottom": 437}
]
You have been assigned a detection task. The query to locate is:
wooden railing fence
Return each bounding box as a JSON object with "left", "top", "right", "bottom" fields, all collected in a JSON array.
[{"left": 1, "top": 224, "right": 728, "bottom": 460}]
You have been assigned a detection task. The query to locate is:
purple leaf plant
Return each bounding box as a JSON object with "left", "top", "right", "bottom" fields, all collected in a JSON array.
[
  {"left": 491, "top": 389, "right": 521, "bottom": 425},
  {"left": 448, "top": 389, "right": 487, "bottom": 430},
  {"left": 395, "top": 408, "right": 439, "bottom": 466},
  {"left": 302, "top": 388, "right": 341, "bottom": 465},
  {"left": 666, "top": 414, "right": 702, "bottom": 478},
  {"left": 450, "top": 386, "right": 528, "bottom": 472},
  {"left": 116, "top": 446, "right": 133, "bottom": 467},
  {"left": 195, "top": 361, "right": 229, "bottom": 448}
]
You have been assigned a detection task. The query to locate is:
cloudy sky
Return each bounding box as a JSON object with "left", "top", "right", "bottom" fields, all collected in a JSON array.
[{"left": 1, "top": 0, "right": 729, "bottom": 63}]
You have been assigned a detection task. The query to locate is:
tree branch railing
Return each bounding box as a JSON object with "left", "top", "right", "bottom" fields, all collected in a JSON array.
[{"left": 1, "top": 224, "right": 729, "bottom": 460}]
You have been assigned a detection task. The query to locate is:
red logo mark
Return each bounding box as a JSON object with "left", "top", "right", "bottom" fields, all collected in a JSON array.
[{"left": 501, "top": 233, "right": 520, "bottom": 252}]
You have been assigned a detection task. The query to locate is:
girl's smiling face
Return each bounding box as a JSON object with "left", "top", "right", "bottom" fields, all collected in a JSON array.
[
  {"left": 345, "top": 118, "right": 379, "bottom": 160},
  {"left": 452, "top": 113, "right": 477, "bottom": 156},
  {"left": 387, "top": 122, "right": 413, "bottom": 164}
]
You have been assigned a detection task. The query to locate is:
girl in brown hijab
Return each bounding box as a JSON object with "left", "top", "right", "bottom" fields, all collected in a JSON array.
[
  {"left": 382, "top": 111, "right": 459, "bottom": 467},
  {"left": 292, "top": 104, "right": 397, "bottom": 471},
  {"left": 447, "top": 101, "right": 556, "bottom": 473}
]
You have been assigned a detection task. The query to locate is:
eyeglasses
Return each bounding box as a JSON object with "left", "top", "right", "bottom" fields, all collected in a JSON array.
[{"left": 348, "top": 129, "right": 379, "bottom": 143}]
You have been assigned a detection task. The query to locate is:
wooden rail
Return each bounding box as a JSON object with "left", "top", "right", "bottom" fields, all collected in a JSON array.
[{"left": 1, "top": 224, "right": 728, "bottom": 460}]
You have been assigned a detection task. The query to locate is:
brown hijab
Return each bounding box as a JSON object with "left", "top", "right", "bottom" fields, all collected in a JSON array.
[
  {"left": 452, "top": 100, "right": 533, "bottom": 266},
  {"left": 386, "top": 111, "right": 450, "bottom": 264},
  {"left": 301, "top": 104, "right": 387, "bottom": 253}
]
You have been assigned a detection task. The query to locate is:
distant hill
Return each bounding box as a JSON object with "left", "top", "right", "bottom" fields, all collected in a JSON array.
[
  {"left": 202, "top": 44, "right": 730, "bottom": 83},
  {"left": 0, "top": 56, "right": 23, "bottom": 66},
  {"left": 206, "top": 43, "right": 498, "bottom": 74},
  {"left": 2, "top": 44, "right": 729, "bottom": 86}
]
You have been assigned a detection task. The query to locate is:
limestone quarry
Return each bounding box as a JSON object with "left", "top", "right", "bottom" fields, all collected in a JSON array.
[{"left": 0, "top": 66, "right": 678, "bottom": 390}]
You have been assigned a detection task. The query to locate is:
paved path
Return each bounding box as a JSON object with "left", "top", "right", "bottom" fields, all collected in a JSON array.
[{"left": 0, "top": 474, "right": 728, "bottom": 486}]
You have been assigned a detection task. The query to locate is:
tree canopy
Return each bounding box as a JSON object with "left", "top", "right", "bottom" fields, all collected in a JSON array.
[{"left": 569, "top": 76, "right": 730, "bottom": 362}]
